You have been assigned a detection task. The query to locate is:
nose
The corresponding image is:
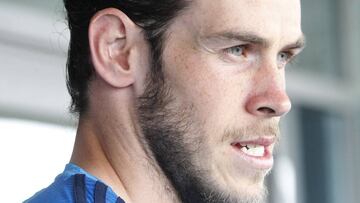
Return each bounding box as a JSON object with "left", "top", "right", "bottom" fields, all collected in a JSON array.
[
  {"left": 245, "top": 69, "right": 291, "bottom": 118},
  {"left": 246, "top": 90, "right": 292, "bottom": 117}
]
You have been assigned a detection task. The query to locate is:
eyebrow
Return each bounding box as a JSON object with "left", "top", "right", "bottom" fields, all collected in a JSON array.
[
  {"left": 200, "top": 31, "right": 306, "bottom": 50},
  {"left": 282, "top": 35, "right": 306, "bottom": 51}
]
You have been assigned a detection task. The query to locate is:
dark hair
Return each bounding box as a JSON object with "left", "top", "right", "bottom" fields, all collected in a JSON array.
[{"left": 64, "top": 0, "right": 189, "bottom": 114}]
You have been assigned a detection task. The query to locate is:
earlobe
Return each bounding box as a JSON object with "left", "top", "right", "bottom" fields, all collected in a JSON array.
[{"left": 89, "top": 8, "right": 137, "bottom": 88}]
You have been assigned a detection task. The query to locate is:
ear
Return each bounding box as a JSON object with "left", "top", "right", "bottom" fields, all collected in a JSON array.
[{"left": 89, "top": 8, "right": 140, "bottom": 88}]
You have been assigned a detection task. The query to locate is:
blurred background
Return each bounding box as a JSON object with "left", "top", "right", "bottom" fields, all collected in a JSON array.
[{"left": 0, "top": 0, "right": 359, "bottom": 202}]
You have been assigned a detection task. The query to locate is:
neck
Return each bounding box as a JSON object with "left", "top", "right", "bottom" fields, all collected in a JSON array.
[{"left": 70, "top": 111, "right": 180, "bottom": 203}]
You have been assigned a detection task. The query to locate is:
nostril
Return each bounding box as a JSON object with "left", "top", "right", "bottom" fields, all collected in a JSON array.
[
  {"left": 246, "top": 93, "right": 291, "bottom": 117},
  {"left": 257, "top": 107, "right": 276, "bottom": 115}
]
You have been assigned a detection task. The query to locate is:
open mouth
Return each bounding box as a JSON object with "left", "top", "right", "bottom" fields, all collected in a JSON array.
[
  {"left": 230, "top": 137, "right": 275, "bottom": 169},
  {"left": 233, "top": 143, "right": 266, "bottom": 157}
]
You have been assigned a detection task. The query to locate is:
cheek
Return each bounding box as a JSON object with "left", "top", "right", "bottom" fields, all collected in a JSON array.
[
  {"left": 163, "top": 45, "right": 253, "bottom": 135},
  {"left": 163, "top": 44, "right": 214, "bottom": 107},
  {"left": 164, "top": 50, "right": 219, "bottom": 114}
]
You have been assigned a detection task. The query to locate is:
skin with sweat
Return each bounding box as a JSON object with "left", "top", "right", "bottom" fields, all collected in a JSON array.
[{"left": 71, "top": 0, "right": 304, "bottom": 203}]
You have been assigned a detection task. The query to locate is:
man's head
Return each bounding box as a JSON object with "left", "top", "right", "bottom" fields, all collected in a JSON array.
[
  {"left": 64, "top": 0, "right": 189, "bottom": 114},
  {"left": 64, "top": 0, "right": 304, "bottom": 203}
]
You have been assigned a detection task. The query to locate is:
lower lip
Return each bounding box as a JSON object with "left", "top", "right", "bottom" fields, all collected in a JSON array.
[{"left": 231, "top": 145, "right": 274, "bottom": 170}]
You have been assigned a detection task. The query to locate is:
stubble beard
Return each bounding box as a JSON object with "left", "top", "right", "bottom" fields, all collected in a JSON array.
[{"left": 136, "top": 68, "right": 268, "bottom": 203}]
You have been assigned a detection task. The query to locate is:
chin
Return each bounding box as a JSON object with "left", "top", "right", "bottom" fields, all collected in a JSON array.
[
  {"left": 210, "top": 164, "right": 269, "bottom": 203},
  {"left": 228, "top": 182, "right": 268, "bottom": 203}
]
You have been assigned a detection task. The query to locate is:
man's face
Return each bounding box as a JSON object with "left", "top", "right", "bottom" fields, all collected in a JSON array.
[{"left": 138, "top": 0, "right": 303, "bottom": 202}]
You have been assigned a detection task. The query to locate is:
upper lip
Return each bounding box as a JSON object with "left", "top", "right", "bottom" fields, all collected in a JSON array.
[{"left": 231, "top": 136, "right": 276, "bottom": 147}]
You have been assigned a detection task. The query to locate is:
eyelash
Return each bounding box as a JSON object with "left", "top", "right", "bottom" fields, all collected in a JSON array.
[
  {"left": 224, "top": 45, "right": 247, "bottom": 56},
  {"left": 221, "top": 45, "right": 297, "bottom": 67},
  {"left": 221, "top": 45, "right": 249, "bottom": 62},
  {"left": 278, "top": 51, "right": 294, "bottom": 63}
]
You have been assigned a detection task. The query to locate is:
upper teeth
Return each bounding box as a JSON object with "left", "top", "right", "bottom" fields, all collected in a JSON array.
[{"left": 240, "top": 144, "right": 265, "bottom": 157}]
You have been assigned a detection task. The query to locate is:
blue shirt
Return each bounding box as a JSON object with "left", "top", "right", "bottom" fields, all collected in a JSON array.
[{"left": 24, "top": 163, "right": 125, "bottom": 203}]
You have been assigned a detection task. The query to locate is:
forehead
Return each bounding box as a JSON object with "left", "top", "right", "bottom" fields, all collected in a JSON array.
[{"left": 177, "top": 0, "right": 302, "bottom": 44}]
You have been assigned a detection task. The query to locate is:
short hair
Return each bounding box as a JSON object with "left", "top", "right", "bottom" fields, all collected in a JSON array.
[{"left": 64, "top": 0, "right": 189, "bottom": 114}]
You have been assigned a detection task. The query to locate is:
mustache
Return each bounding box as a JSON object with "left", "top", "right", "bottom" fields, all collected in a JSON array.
[{"left": 222, "top": 120, "right": 280, "bottom": 142}]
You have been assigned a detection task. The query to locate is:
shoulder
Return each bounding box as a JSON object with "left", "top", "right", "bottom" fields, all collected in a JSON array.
[
  {"left": 24, "top": 163, "right": 126, "bottom": 203},
  {"left": 24, "top": 172, "right": 75, "bottom": 203}
]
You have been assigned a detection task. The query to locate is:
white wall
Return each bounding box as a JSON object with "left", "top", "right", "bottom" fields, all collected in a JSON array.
[
  {"left": 0, "top": 1, "right": 72, "bottom": 125},
  {"left": 0, "top": 118, "right": 75, "bottom": 202}
]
